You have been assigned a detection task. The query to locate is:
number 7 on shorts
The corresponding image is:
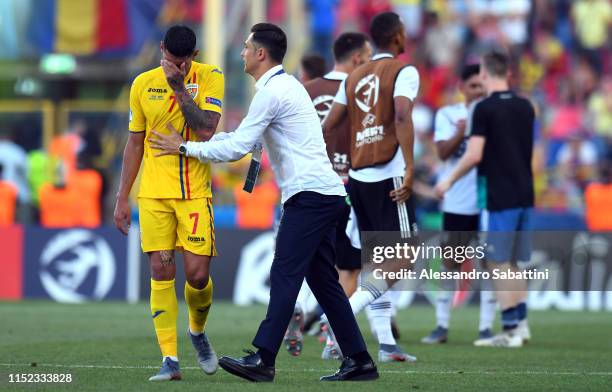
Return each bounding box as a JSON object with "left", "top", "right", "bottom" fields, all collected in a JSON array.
[{"left": 189, "top": 212, "right": 199, "bottom": 234}]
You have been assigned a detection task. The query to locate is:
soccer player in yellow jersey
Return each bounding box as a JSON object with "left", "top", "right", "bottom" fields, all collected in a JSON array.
[{"left": 113, "top": 25, "right": 223, "bottom": 381}]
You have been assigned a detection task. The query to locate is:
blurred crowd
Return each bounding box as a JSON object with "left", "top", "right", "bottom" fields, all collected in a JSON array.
[
  {"left": 295, "top": 0, "right": 611, "bottom": 224},
  {"left": 0, "top": 120, "right": 107, "bottom": 226},
  {"left": 1, "top": 0, "right": 610, "bottom": 229}
]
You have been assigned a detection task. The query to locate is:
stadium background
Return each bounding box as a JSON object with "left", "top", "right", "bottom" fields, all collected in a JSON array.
[
  {"left": 0, "top": 0, "right": 611, "bottom": 304},
  {"left": 0, "top": 1, "right": 611, "bottom": 391}
]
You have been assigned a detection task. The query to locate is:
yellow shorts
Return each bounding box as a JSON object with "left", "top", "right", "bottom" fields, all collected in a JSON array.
[{"left": 138, "top": 197, "right": 216, "bottom": 256}]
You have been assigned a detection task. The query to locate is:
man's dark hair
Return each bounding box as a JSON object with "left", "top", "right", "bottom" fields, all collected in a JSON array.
[
  {"left": 369, "top": 12, "right": 403, "bottom": 48},
  {"left": 333, "top": 32, "right": 368, "bottom": 63},
  {"left": 250, "top": 23, "right": 287, "bottom": 64},
  {"left": 460, "top": 63, "right": 480, "bottom": 81},
  {"left": 163, "top": 25, "right": 196, "bottom": 57},
  {"left": 300, "top": 54, "right": 326, "bottom": 80},
  {"left": 482, "top": 51, "right": 509, "bottom": 78}
]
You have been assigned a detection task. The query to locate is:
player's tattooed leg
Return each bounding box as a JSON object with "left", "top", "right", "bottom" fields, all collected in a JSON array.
[{"left": 160, "top": 250, "right": 175, "bottom": 266}]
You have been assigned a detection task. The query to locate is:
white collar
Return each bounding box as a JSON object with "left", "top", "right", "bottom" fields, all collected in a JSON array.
[
  {"left": 323, "top": 70, "right": 348, "bottom": 81},
  {"left": 372, "top": 52, "right": 393, "bottom": 60},
  {"left": 255, "top": 64, "right": 284, "bottom": 91}
]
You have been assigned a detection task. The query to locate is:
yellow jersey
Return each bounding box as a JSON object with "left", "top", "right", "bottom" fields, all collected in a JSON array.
[{"left": 129, "top": 61, "right": 224, "bottom": 199}]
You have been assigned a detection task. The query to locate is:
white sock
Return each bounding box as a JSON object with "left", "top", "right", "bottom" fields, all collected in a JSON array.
[
  {"left": 349, "top": 290, "right": 376, "bottom": 316},
  {"left": 435, "top": 290, "right": 453, "bottom": 329},
  {"left": 479, "top": 290, "right": 497, "bottom": 331},
  {"left": 295, "top": 280, "right": 311, "bottom": 313},
  {"left": 388, "top": 290, "right": 401, "bottom": 317},
  {"left": 349, "top": 280, "right": 389, "bottom": 315},
  {"left": 303, "top": 287, "right": 320, "bottom": 315},
  {"left": 367, "top": 292, "right": 395, "bottom": 345},
  {"left": 163, "top": 355, "right": 178, "bottom": 362}
]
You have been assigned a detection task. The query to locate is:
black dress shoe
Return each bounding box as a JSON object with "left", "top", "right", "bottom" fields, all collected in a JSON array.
[
  {"left": 320, "top": 356, "right": 379, "bottom": 381},
  {"left": 218, "top": 350, "right": 275, "bottom": 382}
]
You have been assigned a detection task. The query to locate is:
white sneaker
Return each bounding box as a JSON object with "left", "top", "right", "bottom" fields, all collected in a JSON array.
[
  {"left": 321, "top": 342, "right": 342, "bottom": 360},
  {"left": 378, "top": 346, "right": 417, "bottom": 363},
  {"left": 187, "top": 331, "right": 218, "bottom": 375},
  {"left": 474, "top": 330, "right": 523, "bottom": 348},
  {"left": 516, "top": 320, "right": 531, "bottom": 343},
  {"left": 283, "top": 306, "right": 304, "bottom": 356},
  {"left": 320, "top": 321, "right": 342, "bottom": 360}
]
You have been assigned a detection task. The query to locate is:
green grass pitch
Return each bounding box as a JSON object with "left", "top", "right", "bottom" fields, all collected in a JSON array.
[{"left": 1, "top": 301, "right": 611, "bottom": 391}]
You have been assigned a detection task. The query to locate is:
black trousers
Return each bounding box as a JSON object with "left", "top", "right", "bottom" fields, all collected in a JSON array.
[{"left": 252, "top": 191, "right": 367, "bottom": 359}]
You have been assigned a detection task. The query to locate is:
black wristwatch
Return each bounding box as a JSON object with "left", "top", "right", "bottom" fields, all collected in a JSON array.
[{"left": 178, "top": 143, "right": 187, "bottom": 155}]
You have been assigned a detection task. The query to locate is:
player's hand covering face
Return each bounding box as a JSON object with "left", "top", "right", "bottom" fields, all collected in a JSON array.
[
  {"left": 161, "top": 59, "right": 187, "bottom": 92},
  {"left": 149, "top": 123, "right": 185, "bottom": 156}
]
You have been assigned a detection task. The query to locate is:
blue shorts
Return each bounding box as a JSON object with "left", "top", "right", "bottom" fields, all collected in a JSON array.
[{"left": 480, "top": 208, "right": 533, "bottom": 263}]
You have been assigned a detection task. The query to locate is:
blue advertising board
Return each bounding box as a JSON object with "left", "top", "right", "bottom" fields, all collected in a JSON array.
[{"left": 23, "top": 228, "right": 128, "bottom": 302}]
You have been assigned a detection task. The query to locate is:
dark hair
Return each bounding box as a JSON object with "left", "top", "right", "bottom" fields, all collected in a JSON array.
[
  {"left": 369, "top": 12, "right": 403, "bottom": 48},
  {"left": 482, "top": 51, "right": 509, "bottom": 78},
  {"left": 460, "top": 63, "right": 480, "bottom": 81},
  {"left": 163, "top": 25, "right": 196, "bottom": 57},
  {"left": 300, "top": 54, "right": 326, "bottom": 80},
  {"left": 333, "top": 32, "right": 368, "bottom": 62},
  {"left": 250, "top": 23, "right": 287, "bottom": 64}
]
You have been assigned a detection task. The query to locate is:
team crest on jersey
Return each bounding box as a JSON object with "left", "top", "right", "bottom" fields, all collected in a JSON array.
[
  {"left": 186, "top": 83, "right": 198, "bottom": 99},
  {"left": 354, "top": 74, "right": 379, "bottom": 113},
  {"left": 312, "top": 94, "right": 335, "bottom": 122}
]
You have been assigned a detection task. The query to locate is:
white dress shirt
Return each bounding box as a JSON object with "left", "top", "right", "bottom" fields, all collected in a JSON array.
[
  {"left": 185, "top": 64, "right": 346, "bottom": 203},
  {"left": 333, "top": 53, "right": 420, "bottom": 183}
]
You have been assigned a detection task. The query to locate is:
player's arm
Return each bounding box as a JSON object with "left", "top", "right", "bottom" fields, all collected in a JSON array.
[
  {"left": 321, "top": 102, "right": 347, "bottom": 157},
  {"left": 114, "top": 132, "right": 145, "bottom": 235},
  {"left": 162, "top": 60, "right": 221, "bottom": 141},
  {"left": 391, "top": 96, "right": 415, "bottom": 203},
  {"left": 440, "top": 136, "right": 484, "bottom": 188},
  {"left": 175, "top": 89, "right": 220, "bottom": 140},
  {"left": 436, "top": 118, "right": 466, "bottom": 160},
  {"left": 149, "top": 88, "right": 277, "bottom": 162},
  {"left": 114, "top": 77, "right": 146, "bottom": 235},
  {"left": 322, "top": 79, "right": 349, "bottom": 158},
  {"left": 435, "top": 102, "right": 487, "bottom": 198},
  {"left": 390, "top": 66, "right": 420, "bottom": 203}
]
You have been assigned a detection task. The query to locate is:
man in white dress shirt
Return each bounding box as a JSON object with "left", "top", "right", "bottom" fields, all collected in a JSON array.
[{"left": 149, "top": 23, "right": 378, "bottom": 383}]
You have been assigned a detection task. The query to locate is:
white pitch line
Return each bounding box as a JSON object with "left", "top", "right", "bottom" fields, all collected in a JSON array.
[{"left": 0, "top": 363, "right": 611, "bottom": 377}]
